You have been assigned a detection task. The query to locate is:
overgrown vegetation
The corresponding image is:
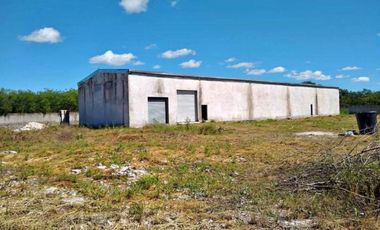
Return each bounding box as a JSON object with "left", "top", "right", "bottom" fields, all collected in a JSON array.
[
  {"left": 1, "top": 116, "right": 380, "bottom": 228},
  {"left": 281, "top": 140, "right": 380, "bottom": 211},
  {"left": 0, "top": 88, "right": 77, "bottom": 115}
]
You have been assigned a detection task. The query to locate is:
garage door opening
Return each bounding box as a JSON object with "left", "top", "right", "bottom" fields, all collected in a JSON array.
[
  {"left": 177, "top": 90, "right": 197, "bottom": 123},
  {"left": 148, "top": 97, "right": 168, "bottom": 124}
]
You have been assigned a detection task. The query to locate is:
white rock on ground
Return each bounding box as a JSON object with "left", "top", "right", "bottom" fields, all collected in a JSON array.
[
  {"left": 280, "top": 219, "right": 314, "bottom": 228},
  {"left": 95, "top": 163, "right": 147, "bottom": 180},
  {"left": 0, "top": 150, "right": 18, "bottom": 154},
  {"left": 14, "top": 122, "right": 45, "bottom": 132},
  {"left": 96, "top": 163, "right": 107, "bottom": 170},
  {"left": 115, "top": 166, "right": 147, "bottom": 178},
  {"left": 71, "top": 169, "right": 82, "bottom": 174},
  {"left": 45, "top": 187, "right": 60, "bottom": 195},
  {"left": 295, "top": 131, "right": 336, "bottom": 137},
  {"left": 62, "top": 197, "right": 85, "bottom": 205}
]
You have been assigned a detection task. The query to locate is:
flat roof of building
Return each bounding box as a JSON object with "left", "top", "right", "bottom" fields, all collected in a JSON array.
[{"left": 78, "top": 69, "right": 339, "bottom": 90}]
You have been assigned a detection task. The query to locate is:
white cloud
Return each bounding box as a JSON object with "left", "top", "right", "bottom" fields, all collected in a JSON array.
[
  {"left": 246, "top": 69, "right": 266, "bottom": 76},
  {"left": 286, "top": 70, "right": 331, "bottom": 81},
  {"left": 335, "top": 74, "right": 349, "bottom": 79},
  {"left": 225, "top": 57, "right": 236, "bottom": 63},
  {"left": 341, "top": 66, "right": 361, "bottom": 71},
  {"left": 153, "top": 65, "right": 161, "bottom": 69},
  {"left": 227, "top": 62, "right": 255, "bottom": 69},
  {"left": 120, "top": 0, "right": 149, "bottom": 14},
  {"left": 19, "top": 27, "right": 62, "bottom": 43},
  {"left": 180, "top": 59, "right": 202, "bottom": 68},
  {"left": 161, "top": 48, "right": 196, "bottom": 59},
  {"left": 352, "top": 76, "right": 370, "bottom": 82},
  {"left": 133, "top": 61, "right": 145, "bottom": 66},
  {"left": 170, "top": 0, "right": 179, "bottom": 7},
  {"left": 268, "top": 66, "right": 286, "bottom": 74},
  {"left": 145, "top": 43, "right": 157, "bottom": 50},
  {"left": 89, "top": 50, "right": 136, "bottom": 66}
]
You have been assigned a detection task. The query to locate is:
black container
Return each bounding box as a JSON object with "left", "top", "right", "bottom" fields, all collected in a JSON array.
[{"left": 355, "top": 111, "right": 378, "bottom": 134}]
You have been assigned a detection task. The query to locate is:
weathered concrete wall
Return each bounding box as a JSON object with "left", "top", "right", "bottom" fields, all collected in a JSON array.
[
  {"left": 199, "top": 80, "right": 253, "bottom": 122},
  {"left": 79, "top": 71, "right": 128, "bottom": 127},
  {"left": 251, "top": 84, "right": 289, "bottom": 119},
  {"left": 127, "top": 73, "right": 340, "bottom": 127},
  {"left": 0, "top": 112, "right": 79, "bottom": 125},
  {"left": 317, "top": 88, "right": 340, "bottom": 115},
  {"left": 128, "top": 76, "right": 200, "bottom": 127},
  {"left": 288, "top": 87, "right": 318, "bottom": 117}
]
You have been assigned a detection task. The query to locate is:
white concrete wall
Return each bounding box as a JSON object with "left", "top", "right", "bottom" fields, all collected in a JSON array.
[
  {"left": 317, "top": 88, "right": 340, "bottom": 115},
  {"left": 252, "top": 84, "right": 289, "bottom": 119},
  {"left": 199, "top": 81, "right": 252, "bottom": 122},
  {"left": 128, "top": 75, "right": 200, "bottom": 127},
  {"left": 127, "top": 73, "right": 340, "bottom": 128},
  {"left": 288, "top": 86, "right": 318, "bottom": 117},
  {"left": 0, "top": 112, "right": 79, "bottom": 125}
]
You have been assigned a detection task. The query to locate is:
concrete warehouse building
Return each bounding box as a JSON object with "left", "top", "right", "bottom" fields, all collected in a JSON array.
[{"left": 78, "top": 69, "right": 340, "bottom": 128}]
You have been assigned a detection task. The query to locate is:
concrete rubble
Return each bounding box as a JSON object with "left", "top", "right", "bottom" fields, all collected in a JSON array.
[
  {"left": 14, "top": 122, "right": 45, "bottom": 132},
  {"left": 94, "top": 163, "right": 148, "bottom": 181},
  {"left": 279, "top": 219, "right": 315, "bottom": 228},
  {"left": 62, "top": 197, "right": 85, "bottom": 205}
]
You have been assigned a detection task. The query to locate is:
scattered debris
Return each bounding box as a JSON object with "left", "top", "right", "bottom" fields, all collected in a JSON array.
[
  {"left": 14, "top": 122, "right": 45, "bottom": 132},
  {"left": 45, "top": 186, "right": 60, "bottom": 195},
  {"left": 339, "top": 130, "right": 359, "bottom": 137},
  {"left": 0, "top": 150, "right": 18, "bottom": 154},
  {"left": 115, "top": 165, "right": 147, "bottom": 178},
  {"left": 94, "top": 163, "right": 148, "bottom": 181},
  {"left": 62, "top": 197, "right": 85, "bottom": 205},
  {"left": 71, "top": 169, "right": 82, "bottom": 174},
  {"left": 280, "top": 219, "right": 315, "bottom": 228},
  {"left": 96, "top": 163, "right": 107, "bottom": 170},
  {"left": 295, "top": 131, "right": 336, "bottom": 137}
]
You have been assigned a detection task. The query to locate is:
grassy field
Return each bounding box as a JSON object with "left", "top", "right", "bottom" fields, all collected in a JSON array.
[{"left": 1, "top": 115, "right": 379, "bottom": 229}]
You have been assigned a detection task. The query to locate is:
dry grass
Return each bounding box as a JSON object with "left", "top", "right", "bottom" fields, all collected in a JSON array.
[{"left": 0, "top": 115, "right": 379, "bottom": 229}]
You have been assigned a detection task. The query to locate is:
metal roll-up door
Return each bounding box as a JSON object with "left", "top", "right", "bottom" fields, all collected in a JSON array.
[
  {"left": 177, "top": 90, "right": 197, "bottom": 122},
  {"left": 148, "top": 98, "right": 168, "bottom": 124}
]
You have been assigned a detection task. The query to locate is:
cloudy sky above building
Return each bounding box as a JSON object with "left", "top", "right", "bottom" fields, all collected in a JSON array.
[{"left": 0, "top": 0, "right": 379, "bottom": 91}]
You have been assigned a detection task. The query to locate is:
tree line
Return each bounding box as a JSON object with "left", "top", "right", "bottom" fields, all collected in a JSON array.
[
  {"left": 340, "top": 89, "right": 380, "bottom": 109},
  {"left": 0, "top": 88, "right": 379, "bottom": 115},
  {"left": 0, "top": 89, "right": 78, "bottom": 115}
]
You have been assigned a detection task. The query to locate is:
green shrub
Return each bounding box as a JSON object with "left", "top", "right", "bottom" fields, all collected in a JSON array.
[{"left": 133, "top": 175, "right": 160, "bottom": 191}]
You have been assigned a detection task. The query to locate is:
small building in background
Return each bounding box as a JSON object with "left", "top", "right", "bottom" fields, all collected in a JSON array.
[{"left": 78, "top": 69, "right": 340, "bottom": 128}]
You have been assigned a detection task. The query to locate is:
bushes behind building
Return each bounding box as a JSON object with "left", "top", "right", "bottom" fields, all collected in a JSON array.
[{"left": 0, "top": 88, "right": 77, "bottom": 115}]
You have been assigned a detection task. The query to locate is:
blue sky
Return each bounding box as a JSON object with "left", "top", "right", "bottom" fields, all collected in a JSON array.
[{"left": 1, "top": 0, "right": 380, "bottom": 91}]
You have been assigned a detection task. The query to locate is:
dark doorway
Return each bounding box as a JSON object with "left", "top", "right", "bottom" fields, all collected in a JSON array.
[
  {"left": 201, "top": 105, "right": 208, "bottom": 121},
  {"left": 310, "top": 104, "right": 313, "bottom": 116}
]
